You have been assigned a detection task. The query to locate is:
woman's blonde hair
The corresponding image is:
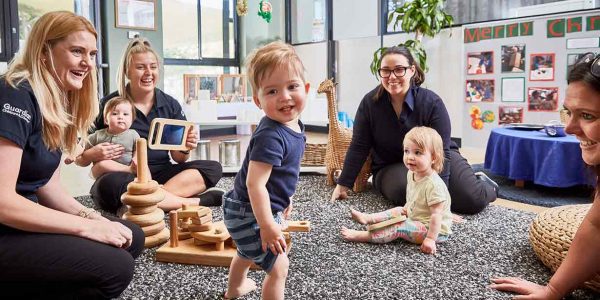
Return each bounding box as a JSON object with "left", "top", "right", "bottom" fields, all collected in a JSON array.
[
  {"left": 3, "top": 11, "right": 98, "bottom": 155},
  {"left": 103, "top": 96, "right": 136, "bottom": 125},
  {"left": 116, "top": 37, "right": 160, "bottom": 100},
  {"left": 245, "top": 40, "right": 306, "bottom": 93},
  {"left": 403, "top": 126, "right": 445, "bottom": 173}
]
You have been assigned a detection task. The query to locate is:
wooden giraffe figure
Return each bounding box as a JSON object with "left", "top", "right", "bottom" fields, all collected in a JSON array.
[{"left": 317, "top": 78, "right": 371, "bottom": 192}]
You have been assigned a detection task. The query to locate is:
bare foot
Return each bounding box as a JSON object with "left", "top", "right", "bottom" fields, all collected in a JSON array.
[
  {"left": 224, "top": 278, "right": 257, "bottom": 299},
  {"left": 350, "top": 208, "right": 369, "bottom": 225},
  {"left": 340, "top": 226, "right": 371, "bottom": 242}
]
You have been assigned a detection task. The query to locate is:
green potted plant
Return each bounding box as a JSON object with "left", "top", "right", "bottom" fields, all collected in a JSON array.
[{"left": 370, "top": 0, "right": 454, "bottom": 76}]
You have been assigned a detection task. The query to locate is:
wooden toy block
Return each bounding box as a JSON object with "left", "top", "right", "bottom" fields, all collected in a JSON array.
[
  {"left": 122, "top": 209, "right": 165, "bottom": 227},
  {"left": 145, "top": 227, "right": 170, "bottom": 248},
  {"left": 142, "top": 220, "right": 166, "bottom": 237},
  {"left": 182, "top": 222, "right": 213, "bottom": 232},
  {"left": 135, "top": 138, "right": 150, "bottom": 183},
  {"left": 121, "top": 189, "right": 165, "bottom": 206},
  {"left": 190, "top": 222, "right": 230, "bottom": 243},
  {"left": 367, "top": 215, "right": 407, "bottom": 231},
  {"left": 169, "top": 211, "right": 179, "bottom": 248},
  {"left": 129, "top": 204, "right": 158, "bottom": 215},
  {"left": 178, "top": 231, "right": 192, "bottom": 240},
  {"left": 285, "top": 220, "right": 311, "bottom": 232},
  {"left": 126, "top": 180, "right": 159, "bottom": 195},
  {"left": 177, "top": 207, "right": 211, "bottom": 219},
  {"left": 191, "top": 214, "right": 212, "bottom": 225}
]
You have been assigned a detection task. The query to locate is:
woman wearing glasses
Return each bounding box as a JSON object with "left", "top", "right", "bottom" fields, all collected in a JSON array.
[
  {"left": 330, "top": 46, "right": 497, "bottom": 215},
  {"left": 491, "top": 54, "right": 600, "bottom": 299}
]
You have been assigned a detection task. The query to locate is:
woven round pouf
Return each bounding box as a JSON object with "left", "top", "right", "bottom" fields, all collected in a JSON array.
[{"left": 529, "top": 204, "right": 600, "bottom": 292}]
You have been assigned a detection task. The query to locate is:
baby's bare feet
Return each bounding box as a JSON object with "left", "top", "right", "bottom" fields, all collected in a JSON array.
[
  {"left": 340, "top": 226, "right": 371, "bottom": 243},
  {"left": 350, "top": 208, "right": 369, "bottom": 225},
  {"left": 225, "top": 278, "right": 257, "bottom": 299}
]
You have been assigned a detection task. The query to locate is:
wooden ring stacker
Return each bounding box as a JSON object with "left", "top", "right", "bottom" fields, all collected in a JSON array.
[
  {"left": 127, "top": 180, "right": 159, "bottom": 195},
  {"left": 144, "top": 227, "right": 170, "bottom": 248},
  {"left": 367, "top": 215, "right": 407, "bottom": 232},
  {"left": 142, "top": 220, "right": 166, "bottom": 237},
  {"left": 128, "top": 204, "right": 159, "bottom": 215},
  {"left": 121, "top": 189, "right": 165, "bottom": 206},
  {"left": 122, "top": 209, "right": 165, "bottom": 227}
]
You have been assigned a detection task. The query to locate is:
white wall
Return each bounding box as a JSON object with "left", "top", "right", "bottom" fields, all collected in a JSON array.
[
  {"left": 294, "top": 42, "right": 328, "bottom": 89},
  {"left": 333, "top": 0, "right": 380, "bottom": 40}
]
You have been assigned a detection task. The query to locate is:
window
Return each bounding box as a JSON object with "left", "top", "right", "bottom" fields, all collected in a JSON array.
[
  {"left": 162, "top": 0, "right": 238, "bottom": 100},
  {"left": 162, "top": 0, "right": 237, "bottom": 64},
  {"left": 288, "top": 0, "right": 327, "bottom": 44}
]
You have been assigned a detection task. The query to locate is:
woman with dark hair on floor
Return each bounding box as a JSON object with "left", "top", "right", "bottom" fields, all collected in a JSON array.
[
  {"left": 491, "top": 53, "right": 600, "bottom": 299},
  {"left": 330, "top": 46, "right": 498, "bottom": 215}
]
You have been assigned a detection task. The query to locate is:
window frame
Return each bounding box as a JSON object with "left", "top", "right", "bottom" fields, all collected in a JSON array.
[
  {"left": 0, "top": 0, "right": 19, "bottom": 62},
  {"left": 163, "top": 0, "right": 239, "bottom": 69},
  {"left": 284, "top": 0, "right": 331, "bottom": 46}
]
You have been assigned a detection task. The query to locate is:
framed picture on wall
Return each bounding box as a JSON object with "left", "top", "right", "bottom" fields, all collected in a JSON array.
[
  {"left": 466, "top": 79, "right": 495, "bottom": 102},
  {"left": 466, "top": 51, "right": 494, "bottom": 74},
  {"left": 501, "top": 77, "right": 525, "bottom": 102},
  {"left": 499, "top": 106, "right": 524, "bottom": 125},
  {"left": 219, "top": 74, "right": 247, "bottom": 102},
  {"left": 527, "top": 87, "right": 559, "bottom": 112},
  {"left": 501, "top": 44, "right": 525, "bottom": 73},
  {"left": 115, "top": 0, "right": 157, "bottom": 30},
  {"left": 529, "top": 53, "right": 555, "bottom": 81},
  {"left": 183, "top": 74, "right": 219, "bottom": 102}
]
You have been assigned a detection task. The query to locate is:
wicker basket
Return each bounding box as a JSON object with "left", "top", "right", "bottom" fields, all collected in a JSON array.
[
  {"left": 301, "top": 143, "right": 327, "bottom": 166},
  {"left": 529, "top": 204, "right": 600, "bottom": 292}
]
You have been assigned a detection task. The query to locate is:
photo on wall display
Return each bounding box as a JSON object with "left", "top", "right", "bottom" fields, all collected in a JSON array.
[
  {"left": 530, "top": 53, "right": 555, "bottom": 81},
  {"left": 527, "top": 87, "right": 559, "bottom": 112},
  {"left": 499, "top": 106, "right": 524, "bottom": 125},
  {"left": 466, "top": 51, "right": 494, "bottom": 74},
  {"left": 465, "top": 79, "right": 495, "bottom": 102},
  {"left": 183, "top": 74, "right": 220, "bottom": 103},
  {"left": 501, "top": 44, "right": 525, "bottom": 73}
]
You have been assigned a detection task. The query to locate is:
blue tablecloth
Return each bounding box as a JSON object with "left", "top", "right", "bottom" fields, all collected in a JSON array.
[{"left": 484, "top": 127, "right": 594, "bottom": 188}]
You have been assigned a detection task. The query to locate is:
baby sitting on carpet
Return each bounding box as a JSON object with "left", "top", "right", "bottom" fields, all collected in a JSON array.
[{"left": 341, "top": 126, "right": 453, "bottom": 255}]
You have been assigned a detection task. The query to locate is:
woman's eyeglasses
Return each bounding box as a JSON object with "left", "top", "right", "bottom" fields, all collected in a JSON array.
[
  {"left": 575, "top": 52, "right": 600, "bottom": 77},
  {"left": 378, "top": 66, "right": 409, "bottom": 78}
]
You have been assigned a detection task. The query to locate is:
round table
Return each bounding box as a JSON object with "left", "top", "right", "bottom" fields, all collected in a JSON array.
[{"left": 484, "top": 127, "right": 594, "bottom": 188}]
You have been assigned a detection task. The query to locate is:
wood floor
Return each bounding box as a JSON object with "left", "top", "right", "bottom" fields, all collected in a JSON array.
[{"left": 59, "top": 133, "right": 546, "bottom": 214}]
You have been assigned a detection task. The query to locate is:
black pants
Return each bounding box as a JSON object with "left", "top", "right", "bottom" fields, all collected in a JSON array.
[
  {"left": 0, "top": 216, "right": 144, "bottom": 299},
  {"left": 91, "top": 160, "right": 223, "bottom": 214},
  {"left": 373, "top": 148, "right": 496, "bottom": 214}
]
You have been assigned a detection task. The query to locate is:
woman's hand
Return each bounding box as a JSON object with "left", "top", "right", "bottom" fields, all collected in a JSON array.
[
  {"left": 261, "top": 223, "right": 286, "bottom": 255},
  {"left": 330, "top": 185, "right": 349, "bottom": 202},
  {"left": 85, "top": 142, "right": 125, "bottom": 163},
  {"left": 489, "top": 277, "right": 562, "bottom": 300},
  {"left": 79, "top": 218, "right": 133, "bottom": 248},
  {"left": 420, "top": 237, "right": 437, "bottom": 254},
  {"left": 185, "top": 126, "right": 198, "bottom": 150}
]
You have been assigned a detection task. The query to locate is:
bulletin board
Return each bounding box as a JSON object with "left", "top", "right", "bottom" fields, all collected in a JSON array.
[{"left": 461, "top": 11, "right": 600, "bottom": 147}]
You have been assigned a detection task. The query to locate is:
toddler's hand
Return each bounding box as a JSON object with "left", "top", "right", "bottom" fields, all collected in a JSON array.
[
  {"left": 283, "top": 202, "right": 293, "bottom": 220},
  {"left": 261, "top": 223, "right": 286, "bottom": 255},
  {"left": 420, "top": 237, "right": 436, "bottom": 255},
  {"left": 400, "top": 207, "right": 408, "bottom": 216}
]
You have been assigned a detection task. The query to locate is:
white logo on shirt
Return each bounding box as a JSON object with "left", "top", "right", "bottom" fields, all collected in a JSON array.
[{"left": 2, "top": 103, "right": 32, "bottom": 123}]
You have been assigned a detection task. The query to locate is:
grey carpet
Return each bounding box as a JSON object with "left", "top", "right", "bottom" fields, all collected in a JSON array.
[
  {"left": 472, "top": 163, "right": 594, "bottom": 207},
  {"left": 77, "top": 175, "right": 599, "bottom": 299}
]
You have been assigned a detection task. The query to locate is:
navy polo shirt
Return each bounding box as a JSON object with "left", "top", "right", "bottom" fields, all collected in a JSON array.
[
  {"left": 338, "top": 85, "right": 453, "bottom": 188},
  {"left": 0, "top": 80, "right": 61, "bottom": 202},
  {"left": 94, "top": 89, "right": 187, "bottom": 166},
  {"left": 231, "top": 117, "right": 305, "bottom": 213}
]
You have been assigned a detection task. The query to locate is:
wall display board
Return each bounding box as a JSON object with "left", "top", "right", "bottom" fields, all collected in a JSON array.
[{"left": 461, "top": 12, "right": 600, "bottom": 147}]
